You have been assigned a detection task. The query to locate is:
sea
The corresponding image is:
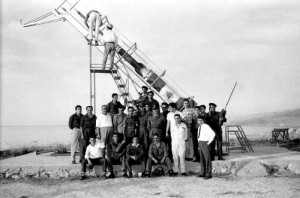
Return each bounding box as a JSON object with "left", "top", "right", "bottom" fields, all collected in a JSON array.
[{"left": 0, "top": 125, "right": 274, "bottom": 150}]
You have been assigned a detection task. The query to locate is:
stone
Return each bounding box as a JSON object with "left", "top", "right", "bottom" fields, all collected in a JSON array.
[{"left": 12, "top": 175, "right": 21, "bottom": 180}]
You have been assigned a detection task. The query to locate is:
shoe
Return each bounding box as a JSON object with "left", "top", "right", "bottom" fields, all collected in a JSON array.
[
  {"left": 105, "top": 173, "right": 115, "bottom": 179},
  {"left": 72, "top": 160, "right": 76, "bottom": 164},
  {"left": 127, "top": 171, "right": 133, "bottom": 178},
  {"left": 172, "top": 172, "right": 178, "bottom": 177},
  {"left": 109, "top": 67, "right": 113, "bottom": 70},
  {"left": 79, "top": 159, "right": 83, "bottom": 163},
  {"left": 203, "top": 176, "right": 212, "bottom": 180},
  {"left": 95, "top": 41, "right": 99, "bottom": 46},
  {"left": 181, "top": 173, "right": 187, "bottom": 177},
  {"left": 218, "top": 157, "right": 225, "bottom": 161},
  {"left": 88, "top": 39, "right": 92, "bottom": 45},
  {"left": 168, "top": 170, "right": 174, "bottom": 176},
  {"left": 192, "top": 157, "right": 197, "bottom": 162},
  {"left": 197, "top": 174, "right": 205, "bottom": 178},
  {"left": 144, "top": 172, "right": 150, "bottom": 178},
  {"left": 80, "top": 175, "right": 86, "bottom": 180}
]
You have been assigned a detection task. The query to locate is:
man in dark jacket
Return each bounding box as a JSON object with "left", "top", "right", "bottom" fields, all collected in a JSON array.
[
  {"left": 145, "top": 133, "right": 173, "bottom": 177},
  {"left": 80, "top": 106, "right": 97, "bottom": 163},
  {"left": 125, "top": 135, "right": 146, "bottom": 177},
  {"left": 68, "top": 105, "right": 83, "bottom": 164}
]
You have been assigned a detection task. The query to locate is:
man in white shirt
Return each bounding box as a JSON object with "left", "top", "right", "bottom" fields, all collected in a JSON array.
[
  {"left": 96, "top": 105, "right": 114, "bottom": 156},
  {"left": 197, "top": 116, "right": 215, "bottom": 180},
  {"left": 166, "top": 103, "right": 183, "bottom": 139},
  {"left": 101, "top": 23, "right": 118, "bottom": 70},
  {"left": 80, "top": 137, "right": 106, "bottom": 180},
  {"left": 85, "top": 10, "right": 102, "bottom": 46},
  {"left": 171, "top": 114, "right": 188, "bottom": 176}
]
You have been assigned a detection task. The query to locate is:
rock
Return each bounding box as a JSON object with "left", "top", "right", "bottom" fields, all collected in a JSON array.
[
  {"left": 287, "top": 163, "right": 300, "bottom": 175},
  {"left": 221, "top": 167, "right": 227, "bottom": 174},
  {"left": 12, "top": 175, "right": 21, "bottom": 180}
]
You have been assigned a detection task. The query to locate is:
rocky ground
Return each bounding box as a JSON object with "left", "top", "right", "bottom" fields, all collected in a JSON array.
[{"left": 1, "top": 174, "right": 300, "bottom": 198}]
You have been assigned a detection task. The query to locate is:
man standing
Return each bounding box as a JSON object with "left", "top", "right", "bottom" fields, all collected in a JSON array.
[
  {"left": 147, "top": 106, "right": 166, "bottom": 142},
  {"left": 80, "top": 106, "right": 97, "bottom": 163},
  {"left": 199, "top": 105, "right": 208, "bottom": 122},
  {"left": 113, "top": 105, "right": 127, "bottom": 141},
  {"left": 96, "top": 105, "right": 114, "bottom": 156},
  {"left": 145, "top": 133, "right": 173, "bottom": 177},
  {"left": 80, "top": 137, "right": 106, "bottom": 180},
  {"left": 85, "top": 10, "right": 102, "bottom": 46},
  {"left": 102, "top": 23, "right": 118, "bottom": 70},
  {"left": 161, "top": 102, "right": 169, "bottom": 120},
  {"left": 207, "top": 103, "right": 226, "bottom": 161},
  {"left": 144, "top": 103, "right": 152, "bottom": 117},
  {"left": 68, "top": 105, "right": 83, "bottom": 164},
  {"left": 137, "top": 103, "right": 150, "bottom": 149},
  {"left": 171, "top": 114, "right": 188, "bottom": 176},
  {"left": 107, "top": 93, "right": 123, "bottom": 118},
  {"left": 166, "top": 103, "right": 183, "bottom": 160},
  {"left": 123, "top": 107, "right": 139, "bottom": 145},
  {"left": 133, "top": 86, "right": 148, "bottom": 106},
  {"left": 147, "top": 91, "right": 159, "bottom": 110},
  {"left": 125, "top": 135, "right": 147, "bottom": 178},
  {"left": 105, "top": 133, "right": 127, "bottom": 178},
  {"left": 182, "top": 99, "right": 194, "bottom": 119},
  {"left": 197, "top": 116, "right": 215, "bottom": 180}
]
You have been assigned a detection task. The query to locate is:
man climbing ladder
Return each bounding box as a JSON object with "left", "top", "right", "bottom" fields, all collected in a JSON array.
[{"left": 85, "top": 10, "right": 102, "bottom": 46}]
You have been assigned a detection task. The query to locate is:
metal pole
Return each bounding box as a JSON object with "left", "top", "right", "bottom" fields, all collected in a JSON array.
[
  {"left": 94, "top": 70, "right": 96, "bottom": 114},
  {"left": 89, "top": 45, "right": 92, "bottom": 106}
]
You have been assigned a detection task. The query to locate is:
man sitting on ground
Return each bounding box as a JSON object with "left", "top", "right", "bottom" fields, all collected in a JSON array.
[
  {"left": 145, "top": 133, "right": 173, "bottom": 177},
  {"left": 80, "top": 136, "right": 106, "bottom": 180},
  {"left": 104, "top": 133, "right": 127, "bottom": 178},
  {"left": 125, "top": 135, "right": 146, "bottom": 178}
]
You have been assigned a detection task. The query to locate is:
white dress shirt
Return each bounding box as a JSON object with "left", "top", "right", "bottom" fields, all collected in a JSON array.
[
  {"left": 167, "top": 111, "right": 183, "bottom": 132},
  {"left": 85, "top": 141, "right": 105, "bottom": 159},
  {"left": 102, "top": 29, "right": 118, "bottom": 44},
  {"left": 171, "top": 122, "right": 188, "bottom": 144},
  {"left": 197, "top": 123, "right": 215, "bottom": 144},
  {"left": 96, "top": 114, "right": 113, "bottom": 128}
]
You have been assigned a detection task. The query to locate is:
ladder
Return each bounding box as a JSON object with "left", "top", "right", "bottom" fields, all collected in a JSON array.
[
  {"left": 225, "top": 125, "right": 254, "bottom": 154},
  {"left": 20, "top": 0, "right": 196, "bottom": 111}
]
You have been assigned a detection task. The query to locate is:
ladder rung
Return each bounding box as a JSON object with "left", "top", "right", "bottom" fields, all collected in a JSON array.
[
  {"left": 121, "top": 93, "right": 129, "bottom": 96},
  {"left": 118, "top": 85, "right": 126, "bottom": 88},
  {"left": 90, "top": 69, "right": 117, "bottom": 74},
  {"left": 114, "top": 76, "right": 121, "bottom": 80}
]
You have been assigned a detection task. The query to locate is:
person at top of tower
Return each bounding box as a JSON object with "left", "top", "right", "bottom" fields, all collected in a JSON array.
[
  {"left": 102, "top": 23, "right": 118, "bottom": 70},
  {"left": 85, "top": 10, "right": 102, "bottom": 46}
]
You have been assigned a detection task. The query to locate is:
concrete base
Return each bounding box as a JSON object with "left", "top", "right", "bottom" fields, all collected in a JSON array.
[{"left": 1, "top": 144, "right": 299, "bottom": 180}]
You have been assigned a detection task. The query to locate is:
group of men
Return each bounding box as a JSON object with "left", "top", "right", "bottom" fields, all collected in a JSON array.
[{"left": 68, "top": 86, "right": 227, "bottom": 180}]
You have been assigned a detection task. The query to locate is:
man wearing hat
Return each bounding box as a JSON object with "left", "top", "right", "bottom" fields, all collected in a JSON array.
[
  {"left": 85, "top": 10, "right": 102, "bottom": 46},
  {"left": 207, "top": 103, "right": 227, "bottom": 161},
  {"left": 101, "top": 23, "right": 118, "bottom": 70},
  {"left": 133, "top": 86, "right": 149, "bottom": 106}
]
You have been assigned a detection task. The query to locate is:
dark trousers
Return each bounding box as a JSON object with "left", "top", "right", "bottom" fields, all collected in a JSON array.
[
  {"left": 81, "top": 157, "right": 105, "bottom": 173},
  {"left": 199, "top": 141, "right": 212, "bottom": 177},
  {"left": 192, "top": 130, "right": 199, "bottom": 159},
  {"left": 80, "top": 139, "right": 89, "bottom": 161},
  {"left": 146, "top": 157, "right": 173, "bottom": 173},
  {"left": 104, "top": 156, "right": 126, "bottom": 173},
  {"left": 125, "top": 157, "right": 146, "bottom": 172}
]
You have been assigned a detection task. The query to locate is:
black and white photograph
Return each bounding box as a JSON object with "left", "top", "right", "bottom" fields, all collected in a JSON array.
[{"left": 0, "top": 0, "right": 300, "bottom": 197}]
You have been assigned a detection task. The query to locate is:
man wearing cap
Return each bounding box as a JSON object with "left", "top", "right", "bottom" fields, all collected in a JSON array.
[
  {"left": 133, "top": 86, "right": 148, "bottom": 106},
  {"left": 102, "top": 23, "right": 118, "bottom": 70},
  {"left": 136, "top": 103, "right": 150, "bottom": 149},
  {"left": 85, "top": 10, "right": 102, "bottom": 46},
  {"left": 207, "top": 103, "right": 227, "bottom": 161},
  {"left": 197, "top": 116, "right": 215, "bottom": 180},
  {"left": 147, "top": 105, "right": 166, "bottom": 142},
  {"left": 113, "top": 105, "right": 127, "bottom": 141}
]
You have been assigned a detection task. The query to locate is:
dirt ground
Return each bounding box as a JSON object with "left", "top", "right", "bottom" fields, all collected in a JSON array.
[{"left": 1, "top": 175, "right": 300, "bottom": 198}]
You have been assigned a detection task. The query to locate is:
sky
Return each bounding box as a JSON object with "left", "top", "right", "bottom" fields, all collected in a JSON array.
[{"left": 1, "top": 0, "right": 300, "bottom": 126}]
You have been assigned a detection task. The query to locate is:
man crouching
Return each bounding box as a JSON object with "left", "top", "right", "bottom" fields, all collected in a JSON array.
[{"left": 80, "top": 136, "right": 106, "bottom": 180}]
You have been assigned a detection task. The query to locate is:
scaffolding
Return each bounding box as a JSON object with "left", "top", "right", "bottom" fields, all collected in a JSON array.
[{"left": 20, "top": 0, "right": 197, "bottom": 113}]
